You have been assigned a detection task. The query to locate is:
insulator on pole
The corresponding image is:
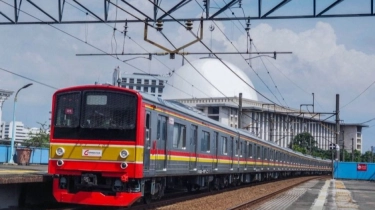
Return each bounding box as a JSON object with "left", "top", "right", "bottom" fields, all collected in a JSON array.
[
  {"left": 185, "top": 20, "right": 193, "bottom": 30},
  {"left": 124, "top": 19, "right": 128, "bottom": 36},
  {"left": 156, "top": 20, "right": 163, "bottom": 31},
  {"left": 245, "top": 17, "right": 251, "bottom": 33}
]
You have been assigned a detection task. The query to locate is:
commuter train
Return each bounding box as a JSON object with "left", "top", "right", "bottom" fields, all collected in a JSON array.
[{"left": 48, "top": 84, "right": 331, "bottom": 207}]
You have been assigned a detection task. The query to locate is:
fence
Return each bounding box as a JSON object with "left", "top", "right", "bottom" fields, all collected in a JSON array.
[
  {"left": 0, "top": 145, "right": 49, "bottom": 164},
  {"left": 334, "top": 161, "right": 375, "bottom": 181}
]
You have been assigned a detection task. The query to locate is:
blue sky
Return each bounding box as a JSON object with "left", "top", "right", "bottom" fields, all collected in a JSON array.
[{"left": 0, "top": 0, "right": 374, "bottom": 152}]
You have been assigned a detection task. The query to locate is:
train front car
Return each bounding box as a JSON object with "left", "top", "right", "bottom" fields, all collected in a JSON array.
[{"left": 48, "top": 85, "right": 144, "bottom": 207}]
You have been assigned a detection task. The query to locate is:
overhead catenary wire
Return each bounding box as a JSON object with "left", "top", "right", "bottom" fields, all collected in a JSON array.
[
  {"left": 214, "top": 0, "right": 288, "bottom": 107},
  {"left": 0, "top": 0, "right": 195, "bottom": 98},
  {"left": 341, "top": 80, "right": 375, "bottom": 110},
  {"left": 63, "top": 0, "right": 214, "bottom": 99},
  {"left": 148, "top": 0, "right": 282, "bottom": 107}
]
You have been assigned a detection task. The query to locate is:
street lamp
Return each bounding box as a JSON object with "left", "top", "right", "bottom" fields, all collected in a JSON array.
[{"left": 8, "top": 83, "right": 33, "bottom": 164}]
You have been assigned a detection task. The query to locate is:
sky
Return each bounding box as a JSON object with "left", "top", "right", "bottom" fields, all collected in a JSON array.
[{"left": 0, "top": 0, "right": 374, "bottom": 152}]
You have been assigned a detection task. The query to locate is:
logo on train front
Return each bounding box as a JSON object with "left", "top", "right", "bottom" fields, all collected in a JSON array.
[{"left": 82, "top": 149, "right": 102, "bottom": 157}]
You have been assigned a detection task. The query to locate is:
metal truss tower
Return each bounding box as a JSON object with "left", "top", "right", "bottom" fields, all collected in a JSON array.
[{"left": 0, "top": 0, "right": 374, "bottom": 25}]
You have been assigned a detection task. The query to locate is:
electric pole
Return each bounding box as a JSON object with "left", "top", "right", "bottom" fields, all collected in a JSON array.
[
  {"left": 335, "top": 94, "right": 340, "bottom": 161},
  {"left": 351, "top": 138, "right": 354, "bottom": 162}
]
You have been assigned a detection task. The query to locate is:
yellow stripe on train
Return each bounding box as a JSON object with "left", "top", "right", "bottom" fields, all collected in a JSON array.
[{"left": 50, "top": 144, "right": 144, "bottom": 162}]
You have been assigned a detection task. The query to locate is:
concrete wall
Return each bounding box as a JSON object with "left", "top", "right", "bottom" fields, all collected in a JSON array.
[
  {"left": 334, "top": 162, "right": 375, "bottom": 180},
  {"left": 0, "top": 145, "right": 48, "bottom": 164}
]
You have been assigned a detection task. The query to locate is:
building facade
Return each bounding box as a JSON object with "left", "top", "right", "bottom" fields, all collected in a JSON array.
[
  {"left": 110, "top": 57, "right": 366, "bottom": 153},
  {"left": 174, "top": 96, "right": 365, "bottom": 153},
  {"left": 114, "top": 72, "right": 168, "bottom": 98},
  {"left": 0, "top": 121, "right": 33, "bottom": 143}
]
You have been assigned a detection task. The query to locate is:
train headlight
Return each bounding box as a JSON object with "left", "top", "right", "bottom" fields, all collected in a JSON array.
[
  {"left": 57, "top": 159, "right": 64, "bottom": 167},
  {"left": 56, "top": 147, "right": 65, "bottom": 156},
  {"left": 119, "top": 149, "right": 129, "bottom": 158},
  {"left": 120, "top": 162, "right": 128, "bottom": 169}
]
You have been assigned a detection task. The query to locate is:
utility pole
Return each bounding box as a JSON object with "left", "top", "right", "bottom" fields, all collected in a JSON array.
[
  {"left": 351, "top": 138, "right": 354, "bottom": 162},
  {"left": 238, "top": 93, "right": 242, "bottom": 129},
  {"left": 342, "top": 140, "right": 345, "bottom": 162},
  {"left": 335, "top": 94, "right": 340, "bottom": 161}
]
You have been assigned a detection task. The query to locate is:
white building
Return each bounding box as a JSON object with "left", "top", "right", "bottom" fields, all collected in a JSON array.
[
  {"left": 0, "top": 121, "right": 36, "bottom": 143},
  {"left": 162, "top": 57, "right": 367, "bottom": 153},
  {"left": 113, "top": 70, "right": 168, "bottom": 97}
]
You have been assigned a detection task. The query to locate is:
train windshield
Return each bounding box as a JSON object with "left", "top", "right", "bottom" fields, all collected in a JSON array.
[{"left": 53, "top": 90, "right": 137, "bottom": 140}]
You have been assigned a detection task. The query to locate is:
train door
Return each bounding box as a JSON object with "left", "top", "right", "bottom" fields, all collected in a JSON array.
[
  {"left": 189, "top": 125, "right": 198, "bottom": 170},
  {"left": 144, "top": 111, "right": 151, "bottom": 171},
  {"left": 214, "top": 132, "right": 219, "bottom": 169},
  {"left": 157, "top": 115, "right": 168, "bottom": 170}
]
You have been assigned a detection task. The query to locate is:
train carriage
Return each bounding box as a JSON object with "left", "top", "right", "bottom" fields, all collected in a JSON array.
[{"left": 48, "top": 84, "right": 330, "bottom": 207}]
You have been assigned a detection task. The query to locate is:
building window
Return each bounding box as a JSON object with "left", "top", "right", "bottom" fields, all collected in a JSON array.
[
  {"left": 144, "top": 79, "right": 149, "bottom": 85},
  {"left": 159, "top": 80, "right": 164, "bottom": 86},
  {"left": 222, "top": 136, "right": 227, "bottom": 154},
  {"left": 151, "top": 87, "right": 155, "bottom": 93},
  {"left": 173, "top": 123, "right": 186, "bottom": 149},
  {"left": 129, "top": 86, "right": 134, "bottom": 89},
  {"left": 129, "top": 78, "right": 134, "bottom": 84},
  {"left": 144, "top": 87, "right": 149, "bottom": 92},
  {"left": 137, "top": 79, "right": 142, "bottom": 84},
  {"left": 208, "top": 107, "right": 219, "bottom": 114},
  {"left": 136, "top": 86, "right": 141, "bottom": 90},
  {"left": 158, "top": 87, "right": 163, "bottom": 93},
  {"left": 208, "top": 116, "right": 219, "bottom": 121},
  {"left": 122, "top": 78, "right": 127, "bottom": 82},
  {"left": 201, "top": 131, "right": 210, "bottom": 152},
  {"left": 152, "top": 80, "right": 156, "bottom": 85}
]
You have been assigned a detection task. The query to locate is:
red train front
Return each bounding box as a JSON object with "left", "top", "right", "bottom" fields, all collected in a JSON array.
[{"left": 48, "top": 85, "right": 145, "bottom": 206}]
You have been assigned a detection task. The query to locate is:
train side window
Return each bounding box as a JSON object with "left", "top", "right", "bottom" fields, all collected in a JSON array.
[
  {"left": 201, "top": 131, "right": 210, "bottom": 152},
  {"left": 222, "top": 136, "right": 228, "bottom": 155},
  {"left": 264, "top": 148, "right": 268, "bottom": 160},
  {"left": 248, "top": 143, "right": 253, "bottom": 158},
  {"left": 235, "top": 140, "right": 239, "bottom": 156},
  {"left": 244, "top": 142, "right": 247, "bottom": 157},
  {"left": 157, "top": 115, "right": 167, "bottom": 141},
  {"left": 230, "top": 136, "right": 234, "bottom": 156},
  {"left": 257, "top": 146, "right": 261, "bottom": 159},
  {"left": 240, "top": 142, "right": 243, "bottom": 157},
  {"left": 173, "top": 123, "right": 186, "bottom": 149},
  {"left": 145, "top": 112, "right": 150, "bottom": 149}
]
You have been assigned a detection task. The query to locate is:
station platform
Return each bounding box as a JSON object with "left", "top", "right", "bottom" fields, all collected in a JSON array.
[
  {"left": 0, "top": 164, "right": 49, "bottom": 184},
  {"left": 255, "top": 178, "right": 375, "bottom": 210}
]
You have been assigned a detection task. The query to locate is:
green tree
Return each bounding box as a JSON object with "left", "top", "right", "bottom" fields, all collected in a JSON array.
[
  {"left": 290, "top": 132, "right": 317, "bottom": 155},
  {"left": 361, "top": 151, "right": 373, "bottom": 163},
  {"left": 24, "top": 122, "right": 50, "bottom": 148}
]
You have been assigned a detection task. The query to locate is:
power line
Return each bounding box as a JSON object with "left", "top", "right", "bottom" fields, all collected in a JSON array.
[
  {"left": 341, "top": 80, "right": 375, "bottom": 110},
  {"left": 149, "top": 0, "right": 284, "bottom": 107},
  {"left": 0, "top": 67, "right": 58, "bottom": 90}
]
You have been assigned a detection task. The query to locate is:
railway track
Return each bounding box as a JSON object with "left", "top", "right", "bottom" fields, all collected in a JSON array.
[
  {"left": 227, "top": 176, "right": 330, "bottom": 210},
  {"left": 126, "top": 175, "right": 327, "bottom": 210},
  {"left": 15, "top": 175, "right": 328, "bottom": 210}
]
